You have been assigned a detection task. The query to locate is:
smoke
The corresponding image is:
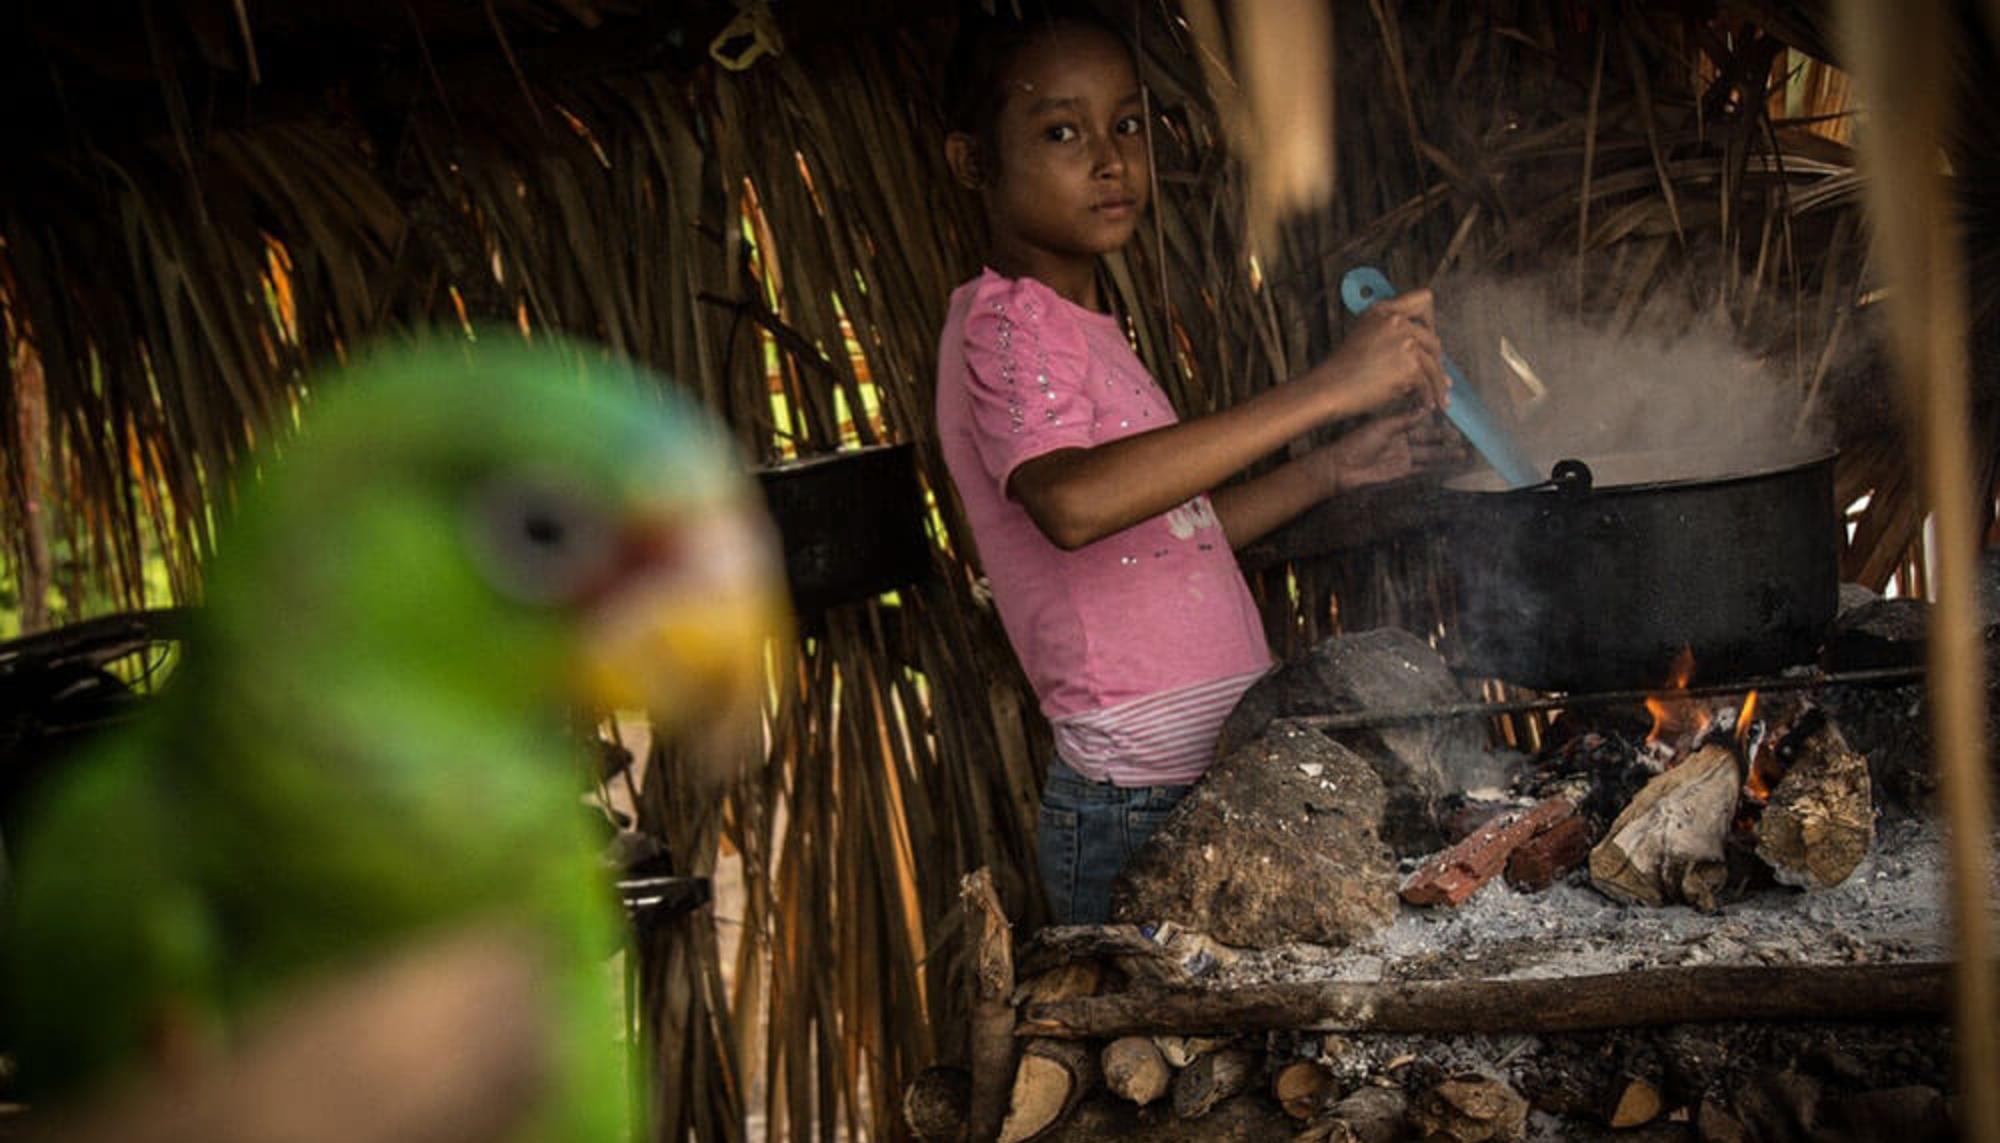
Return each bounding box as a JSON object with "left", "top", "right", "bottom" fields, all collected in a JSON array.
[{"left": 1433, "top": 271, "right": 1834, "bottom": 488}]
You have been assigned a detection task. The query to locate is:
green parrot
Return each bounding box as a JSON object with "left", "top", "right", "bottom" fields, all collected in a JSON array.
[{"left": 2, "top": 334, "right": 790, "bottom": 1140}]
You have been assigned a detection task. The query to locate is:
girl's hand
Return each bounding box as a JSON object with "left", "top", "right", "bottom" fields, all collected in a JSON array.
[
  {"left": 1316, "top": 289, "right": 1450, "bottom": 416},
  {"left": 1309, "top": 406, "right": 1467, "bottom": 494}
]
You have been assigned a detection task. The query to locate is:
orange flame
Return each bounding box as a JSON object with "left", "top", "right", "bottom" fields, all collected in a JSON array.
[
  {"left": 1644, "top": 646, "right": 1708, "bottom": 747},
  {"left": 1735, "top": 690, "right": 1759, "bottom": 747},
  {"left": 1738, "top": 690, "right": 1774, "bottom": 802},
  {"left": 1746, "top": 759, "right": 1774, "bottom": 802}
]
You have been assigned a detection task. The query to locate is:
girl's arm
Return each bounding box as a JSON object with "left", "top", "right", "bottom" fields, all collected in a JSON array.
[
  {"left": 1010, "top": 292, "right": 1448, "bottom": 550},
  {"left": 1208, "top": 405, "right": 1462, "bottom": 548}
]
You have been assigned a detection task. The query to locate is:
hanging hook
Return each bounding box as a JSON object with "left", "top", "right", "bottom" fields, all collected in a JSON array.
[{"left": 709, "top": 1, "right": 782, "bottom": 72}]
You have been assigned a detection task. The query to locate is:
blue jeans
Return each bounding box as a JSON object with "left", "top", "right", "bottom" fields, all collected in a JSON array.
[{"left": 1036, "top": 757, "right": 1191, "bottom": 925}]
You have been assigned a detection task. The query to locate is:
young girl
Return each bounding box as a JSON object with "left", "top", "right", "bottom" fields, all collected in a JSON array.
[{"left": 935, "top": 6, "right": 1457, "bottom": 924}]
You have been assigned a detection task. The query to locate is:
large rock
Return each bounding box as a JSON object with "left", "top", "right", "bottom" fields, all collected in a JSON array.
[
  {"left": 1218, "top": 628, "right": 1489, "bottom": 855},
  {"left": 1820, "top": 593, "right": 2000, "bottom": 813},
  {"left": 1109, "top": 724, "right": 1399, "bottom": 949},
  {"left": 1825, "top": 597, "right": 1928, "bottom": 671}
]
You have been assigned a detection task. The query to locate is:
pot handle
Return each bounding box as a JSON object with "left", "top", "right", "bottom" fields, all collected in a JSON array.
[
  {"left": 1504, "top": 458, "right": 1595, "bottom": 495},
  {"left": 1550, "top": 458, "right": 1594, "bottom": 495}
]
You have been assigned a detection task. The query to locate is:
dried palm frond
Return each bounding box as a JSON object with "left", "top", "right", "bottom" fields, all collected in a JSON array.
[{"left": 7, "top": 3, "right": 1997, "bottom": 1139}]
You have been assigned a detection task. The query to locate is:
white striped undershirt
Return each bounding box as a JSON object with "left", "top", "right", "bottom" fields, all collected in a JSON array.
[{"left": 1050, "top": 666, "right": 1271, "bottom": 787}]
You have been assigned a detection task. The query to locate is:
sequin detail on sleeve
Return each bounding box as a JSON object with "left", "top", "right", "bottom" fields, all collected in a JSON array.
[{"left": 991, "top": 291, "right": 1064, "bottom": 434}]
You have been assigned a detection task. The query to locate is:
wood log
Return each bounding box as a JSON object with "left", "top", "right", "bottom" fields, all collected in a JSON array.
[
  {"left": 1034, "top": 1092, "right": 1296, "bottom": 1141},
  {"left": 1100, "top": 1037, "right": 1170, "bottom": 1107},
  {"left": 1821, "top": 1085, "right": 1953, "bottom": 1138},
  {"left": 1015, "top": 924, "right": 1217, "bottom": 988},
  {"left": 1016, "top": 925, "right": 1158, "bottom": 978},
  {"left": 1589, "top": 745, "right": 1737, "bottom": 909},
  {"left": 1170, "top": 1045, "right": 1256, "bottom": 1119},
  {"left": 963, "top": 869, "right": 1018, "bottom": 1142},
  {"left": 1608, "top": 1076, "right": 1664, "bottom": 1128},
  {"left": 903, "top": 1066, "right": 971, "bottom": 1143},
  {"left": 1144, "top": 923, "right": 1243, "bottom": 979},
  {"left": 1504, "top": 814, "right": 1593, "bottom": 891},
  {"left": 1272, "top": 1059, "right": 1336, "bottom": 1119},
  {"left": 1755, "top": 710, "right": 1874, "bottom": 888},
  {"left": 1400, "top": 797, "right": 1573, "bottom": 906},
  {"left": 1296, "top": 1084, "right": 1409, "bottom": 1143},
  {"left": 1014, "top": 962, "right": 1103, "bottom": 1007},
  {"left": 1695, "top": 1100, "right": 1754, "bottom": 1143},
  {"left": 996, "top": 1039, "right": 1098, "bottom": 1143},
  {"left": 1408, "top": 1073, "right": 1528, "bottom": 1142},
  {"left": 1017, "top": 961, "right": 1960, "bottom": 1038},
  {"left": 1152, "top": 1034, "right": 1228, "bottom": 1069}
]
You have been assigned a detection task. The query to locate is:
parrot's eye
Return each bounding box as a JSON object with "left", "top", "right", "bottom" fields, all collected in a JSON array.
[{"left": 466, "top": 479, "right": 622, "bottom": 605}]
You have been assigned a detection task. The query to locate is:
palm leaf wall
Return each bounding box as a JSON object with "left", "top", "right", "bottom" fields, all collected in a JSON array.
[{"left": 3, "top": 1, "right": 1996, "bottom": 1138}]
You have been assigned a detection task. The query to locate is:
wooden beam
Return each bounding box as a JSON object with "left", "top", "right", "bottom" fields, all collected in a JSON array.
[
  {"left": 963, "top": 869, "right": 1017, "bottom": 1142},
  {"left": 1018, "top": 961, "right": 1964, "bottom": 1039}
]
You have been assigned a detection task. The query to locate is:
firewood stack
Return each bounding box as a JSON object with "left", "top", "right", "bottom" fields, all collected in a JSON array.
[
  {"left": 906, "top": 922, "right": 1545, "bottom": 1142},
  {"left": 905, "top": 925, "right": 1963, "bottom": 1142}
]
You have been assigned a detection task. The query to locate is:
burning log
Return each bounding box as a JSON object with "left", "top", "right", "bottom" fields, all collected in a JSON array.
[
  {"left": 1407, "top": 1073, "right": 1529, "bottom": 1142},
  {"left": 1169, "top": 1045, "right": 1257, "bottom": 1119},
  {"left": 1099, "top": 1037, "right": 1170, "bottom": 1107},
  {"left": 1503, "top": 814, "right": 1593, "bottom": 892},
  {"left": 1588, "top": 744, "right": 1737, "bottom": 909},
  {"left": 1296, "top": 1084, "right": 1409, "bottom": 1143},
  {"left": 1754, "top": 709, "right": 1874, "bottom": 888},
  {"left": 1400, "top": 797, "right": 1573, "bottom": 906},
  {"left": 996, "top": 1039, "right": 1098, "bottom": 1143}
]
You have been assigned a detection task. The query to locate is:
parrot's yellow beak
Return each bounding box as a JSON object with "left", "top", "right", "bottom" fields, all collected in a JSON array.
[{"left": 576, "top": 504, "right": 792, "bottom": 729}]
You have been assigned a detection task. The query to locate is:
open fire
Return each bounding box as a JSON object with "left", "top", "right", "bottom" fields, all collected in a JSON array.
[{"left": 1638, "top": 650, "right": 1790, "bottom": 836}]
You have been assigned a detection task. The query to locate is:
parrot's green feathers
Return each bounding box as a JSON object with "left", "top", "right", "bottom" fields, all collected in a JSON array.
[{"left": 3, "top": 333, "right": 788, "bottom": 1139}]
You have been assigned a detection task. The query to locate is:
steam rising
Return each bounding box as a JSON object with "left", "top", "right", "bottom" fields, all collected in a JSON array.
[{"left": 1435, "top": 273, "right": 1833, "bottom": 488}]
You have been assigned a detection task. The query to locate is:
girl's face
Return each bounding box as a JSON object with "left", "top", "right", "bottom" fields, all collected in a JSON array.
[{"left": 972, "top": 26, "right": 1151, "bottom": 275}]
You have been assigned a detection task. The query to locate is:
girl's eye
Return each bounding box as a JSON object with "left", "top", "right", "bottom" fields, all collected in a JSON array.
[
  {"left": 466, "top": 477, "right": 622, "bottom": 605},
  {"left": 1045, "top": 124, "right": 1079, "bottom": 143},
  {"left": 1115, "top": 115, "right": 1144, "bottom": 136}
]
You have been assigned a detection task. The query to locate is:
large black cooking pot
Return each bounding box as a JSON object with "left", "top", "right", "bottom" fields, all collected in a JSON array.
[
  {"left": 757, "top": 442, "right": 930, "bottom": 614},
  {"left": 1443, "top": 448, "right": 1840, "bottom": 692}
]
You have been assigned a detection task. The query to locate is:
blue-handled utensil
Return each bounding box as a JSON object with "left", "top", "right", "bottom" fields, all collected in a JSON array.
[{"left": 1340, "top": 266, "right": 1540, "bottom": 488}]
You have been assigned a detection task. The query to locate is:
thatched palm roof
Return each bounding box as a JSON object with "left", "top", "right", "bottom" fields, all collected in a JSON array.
[{"left": 4, "top": 1, "right": 1997, "bottom": 1137}]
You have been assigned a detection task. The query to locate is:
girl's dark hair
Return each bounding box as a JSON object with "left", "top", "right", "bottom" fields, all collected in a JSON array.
[{"left": 942, "top": 2, "right": 1132, "bottom": 162}]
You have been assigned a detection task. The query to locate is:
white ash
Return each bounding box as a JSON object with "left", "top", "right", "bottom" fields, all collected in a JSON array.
[{"left": 1213, "top": 815, "right": 1998, "bottom": 987}]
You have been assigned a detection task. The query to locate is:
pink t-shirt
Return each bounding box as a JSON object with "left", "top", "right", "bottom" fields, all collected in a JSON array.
[{"left": 936, "top": 269, "right": 1272, "bottom": 777}]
